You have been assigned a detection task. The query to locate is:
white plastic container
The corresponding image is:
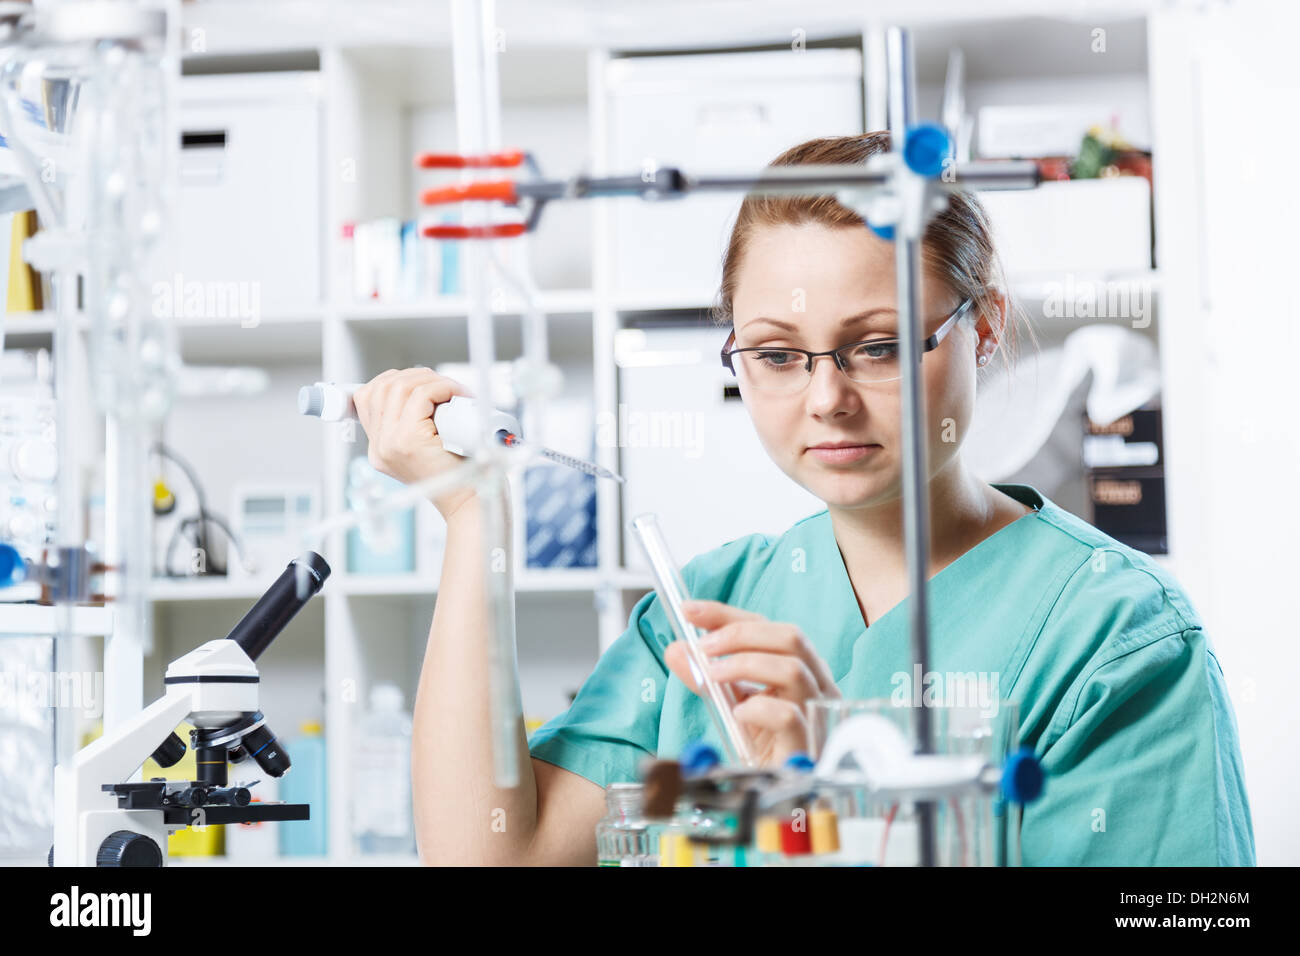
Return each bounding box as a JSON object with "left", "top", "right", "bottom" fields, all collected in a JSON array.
[
  {"left": 978, "top": 177, "right": 1152, "bottom": 278},
  {"left": 224, "top": 774, "right": 281, "bottom": 863}
]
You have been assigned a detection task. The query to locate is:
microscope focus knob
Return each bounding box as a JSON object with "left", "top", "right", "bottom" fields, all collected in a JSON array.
[{"left": 96, "top": 830, "right": 163, "bottom": 867}]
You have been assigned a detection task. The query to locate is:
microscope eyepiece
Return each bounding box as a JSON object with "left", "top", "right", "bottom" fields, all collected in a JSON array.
[{"left": 224, "top": 552, "right": 331, "bottom": 662}]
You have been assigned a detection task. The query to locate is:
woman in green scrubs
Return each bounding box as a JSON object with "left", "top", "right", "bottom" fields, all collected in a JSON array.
[
  {"left": 356, "top": 132, "right": 1254, "bottom": 866},
  {"left": 529, "top": 132, "right": 1254, "bottom": 866}
]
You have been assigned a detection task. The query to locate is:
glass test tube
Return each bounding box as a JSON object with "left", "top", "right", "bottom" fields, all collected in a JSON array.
[{"left": 628, "top": 513, "right": 755, "bottom": 767}]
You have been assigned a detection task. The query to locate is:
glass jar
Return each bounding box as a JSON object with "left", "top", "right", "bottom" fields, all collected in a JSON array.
[
  {"left": 805, "top": 697, "right": 1024, "bottom": 866},
  {"left": 595, "top": 783, "right": 651, "bottom": 867}
]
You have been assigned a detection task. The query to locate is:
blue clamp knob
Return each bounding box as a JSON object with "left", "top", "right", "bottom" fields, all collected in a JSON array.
[
  {"left": 1001, "top": 747, "right": 1045, "bottom": 804},
  {"left": 679, "top": 740, "right": 721, "bottom": 776},
  {"left": 0, "top": 544, "right": 26, "bottom": 588},
  {"left": 784, "top": 752, "right": 815, "bottom": 772},
  {"left": 903, "top": 122, "right": 953, "bottom": 178}
]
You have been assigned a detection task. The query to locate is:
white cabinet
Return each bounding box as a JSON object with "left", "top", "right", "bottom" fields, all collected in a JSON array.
[{"left": 165, "top": 73, "right": 323, "bottom": 314}]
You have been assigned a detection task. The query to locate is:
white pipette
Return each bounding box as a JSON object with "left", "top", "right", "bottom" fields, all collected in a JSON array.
[{"left": 298, "top": 382, "right": 624, "bottom": 483}]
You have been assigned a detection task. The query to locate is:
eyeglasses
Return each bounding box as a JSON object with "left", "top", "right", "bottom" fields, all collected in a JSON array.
[{"left": 720, "top": 298, "right": 973, "bottom": 395}]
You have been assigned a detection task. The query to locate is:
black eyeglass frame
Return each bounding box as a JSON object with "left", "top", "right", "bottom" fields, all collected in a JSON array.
[{"left": 719, "top": 297, "right": 975, "bottom": 384}]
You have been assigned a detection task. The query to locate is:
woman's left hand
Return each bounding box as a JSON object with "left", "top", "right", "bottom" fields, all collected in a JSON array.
[{"left": 664, "top": 599, "right": 841, "bottom": 767}]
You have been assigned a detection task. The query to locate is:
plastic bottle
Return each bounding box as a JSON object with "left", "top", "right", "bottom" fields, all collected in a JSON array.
[
  {"left": 345, "top": 456, "right": 414, "bottom": 574},
  {"left": 339, "top": 221, "right": 355, "bottom": 302},
  {"left": 227, "top": 774, "right": 281, "bottom": 863},
  {"left": 439, "top": 213, "right": 460, "bottom": 295},
  {"left": 352, "top": 683, "right": 416, "bottom": 856},
  {"left": 278, "top": 720, "right": 327, "bottom": 857}
]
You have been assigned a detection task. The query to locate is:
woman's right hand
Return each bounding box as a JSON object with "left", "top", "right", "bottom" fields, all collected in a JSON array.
[{"left": 352, "top": 367, "right": 478, "bottom": 522}]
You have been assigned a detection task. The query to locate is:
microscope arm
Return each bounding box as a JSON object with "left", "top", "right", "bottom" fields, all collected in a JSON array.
[{"left": 52, "top": 686, "right": 194, "bottom": 866}]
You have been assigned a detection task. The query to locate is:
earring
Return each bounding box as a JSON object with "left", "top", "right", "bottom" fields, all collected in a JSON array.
[{"left": 977, "top": 354, "right": 989, "bottom": 366}]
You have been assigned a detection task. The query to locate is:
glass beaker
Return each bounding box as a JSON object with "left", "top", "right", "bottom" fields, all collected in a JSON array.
[
  {"left": 806, "top": 697, "right": 1022, "bottom": 866},
  {"left": 932, "top": 699, "right": 1022, "bottom": 867}
]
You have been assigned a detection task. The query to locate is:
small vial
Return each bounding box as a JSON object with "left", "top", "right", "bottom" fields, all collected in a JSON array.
[{"left": 595, "top": 783, "right": 651, "bottom": 867}]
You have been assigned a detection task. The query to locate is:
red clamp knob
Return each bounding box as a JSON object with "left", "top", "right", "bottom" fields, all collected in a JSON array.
[
  {"left": 420, "top": 222, "right": 527, "bottom": 239},
  {"left": 419, "top": 180, "right": 518, "bottom": 207},
  {"left": 415, "top": 149, "right": 527, "bottom": 169}
]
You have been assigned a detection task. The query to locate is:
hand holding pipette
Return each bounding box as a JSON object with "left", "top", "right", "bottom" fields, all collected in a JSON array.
[
  {"left": 307, "top": 369, "right": 480, "bottom": 520},
  {"left": 300, "top": 376, "right": 625, "bottom": 503}
]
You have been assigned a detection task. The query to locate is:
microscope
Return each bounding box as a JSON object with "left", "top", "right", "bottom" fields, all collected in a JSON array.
[{"left": 50, "top": 552, "right": 331, "bottom": 866}]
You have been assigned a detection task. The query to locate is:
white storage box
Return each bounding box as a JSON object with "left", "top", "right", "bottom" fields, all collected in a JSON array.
[
  {"left": 977, "top": 177, "right": 1151, "bottom": 278},
  {"left": 606, "top": 49, "right": 862, "bottom": 298},
  {"left": 617, "top": 322, "right": 824, "bottom": 571},
  {"left": 977, "top": 103, "right": 1150, "bottom": 159},
  {"left": 152, "top": 72, "right": 323, "bottom": 316}
]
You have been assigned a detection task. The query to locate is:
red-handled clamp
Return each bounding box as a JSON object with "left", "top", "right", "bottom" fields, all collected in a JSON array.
[{"left": 416, "top": 148, "right": 541, "bottom": 239}]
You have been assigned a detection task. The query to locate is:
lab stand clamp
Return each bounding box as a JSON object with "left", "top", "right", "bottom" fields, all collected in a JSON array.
[
  {"left": 0, "top": 542, "right": 114, "bottom": 602},
  {"left": 49, "top": 552, "right": 331, "bottom": 866},
  {"left": 643, "top": 731, "right": 1045, "bottom": 867},
  {"left": 413, "top": 127, "right": 1036, "bottom": 245}
]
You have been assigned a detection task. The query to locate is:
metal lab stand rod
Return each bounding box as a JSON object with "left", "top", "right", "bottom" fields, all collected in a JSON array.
[
  {"left": 418, "top": 157, "right": 1036, "bottom": 236},
  {"left": 887, "top": 24, "right": 938, "bottom": 871},
  {"left": 501, "top": 161, "right": 1037, "bottom": 219}
]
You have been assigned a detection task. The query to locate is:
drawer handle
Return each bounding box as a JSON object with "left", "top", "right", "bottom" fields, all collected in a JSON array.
[{"left": 181, "top": 130, "right": 226, "bottom": 149}]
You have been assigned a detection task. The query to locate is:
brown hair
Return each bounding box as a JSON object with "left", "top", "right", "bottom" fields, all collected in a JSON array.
[{"left": 711, "top": 132, "right": 1034, "bottom": 372}]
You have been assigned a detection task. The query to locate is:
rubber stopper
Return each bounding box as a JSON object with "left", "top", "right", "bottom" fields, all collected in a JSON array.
[
  {"left": 1001, "top": 747, "right": 1046, "bottom": 803},
  {"left": 679, "top": 740, "right": 721, "bottom": 776},
  {"left": 0, "top": 544, "right": 25, "bottom": 588},
  {"left": 903, "top": 122, "right": 953, "bottom": 178},
  {"left": 784, "top": 752, "right": 815, "bottom": 772}
]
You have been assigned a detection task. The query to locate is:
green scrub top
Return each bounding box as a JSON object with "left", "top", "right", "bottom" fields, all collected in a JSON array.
[{"left": 528, "top": 483, "right": 1256, "bottom": 866}]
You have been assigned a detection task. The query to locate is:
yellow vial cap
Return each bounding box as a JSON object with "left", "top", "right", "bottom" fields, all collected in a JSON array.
[
  {"left": 659, "top": 832, "right": 696, "bottom": 867},
  {"left": 811, "top": 807, "right": 840, "bottom": 854},
  {"left": 756, "top": 816, "right": 783, "bottom": 854}
]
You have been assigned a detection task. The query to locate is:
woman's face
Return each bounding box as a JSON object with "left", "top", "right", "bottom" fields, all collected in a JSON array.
[{"left": 729, "top": 221, "right": 997, "bottom": 511}]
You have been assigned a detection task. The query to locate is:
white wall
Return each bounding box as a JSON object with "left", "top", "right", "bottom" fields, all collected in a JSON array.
[{"left": 1150, "top": 0, "right": 1300, "bottom": 865}]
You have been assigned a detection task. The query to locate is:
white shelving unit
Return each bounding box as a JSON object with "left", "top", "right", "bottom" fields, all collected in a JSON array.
[{"left": 5, "top": 1, "right": 1196, "bottom": 865}]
